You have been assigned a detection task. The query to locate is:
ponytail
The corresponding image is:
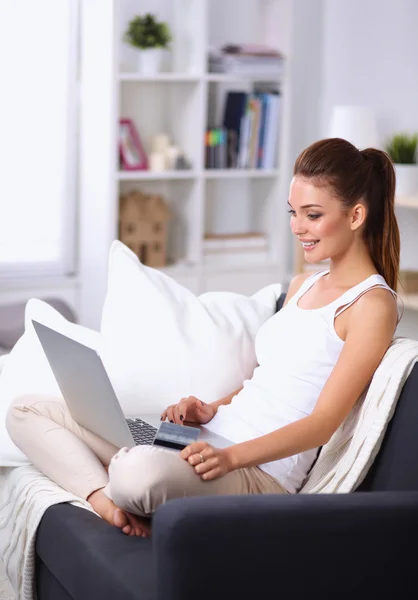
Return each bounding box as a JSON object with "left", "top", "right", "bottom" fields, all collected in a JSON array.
[
  {"left": 360, "top": 148, "right": 400, "bottom": 291},
  {"left": 294, "top": 138, "right": 400, "bottom": 291}
]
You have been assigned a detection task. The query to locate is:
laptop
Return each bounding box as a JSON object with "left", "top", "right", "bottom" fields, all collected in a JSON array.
[{"left": 31, "top": 320, "right": 233, "bottom": 450}]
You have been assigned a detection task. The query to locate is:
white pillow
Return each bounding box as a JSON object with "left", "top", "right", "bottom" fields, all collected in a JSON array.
[
  {"left": 0, "top": 242, "right": 282, "bottom": 465},
  {"left": 99, "top": 241, "right": 282, "bottom": 416},
  {"left": 0, "top": 299, "right": 99, "bottom": 466}
]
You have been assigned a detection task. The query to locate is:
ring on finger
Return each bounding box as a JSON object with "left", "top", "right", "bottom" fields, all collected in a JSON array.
[{"left": 199, "top": 453, "right": 205, "bottom": 463}]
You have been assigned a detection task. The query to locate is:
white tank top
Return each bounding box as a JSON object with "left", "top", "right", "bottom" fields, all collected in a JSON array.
[{"left": 204, "top": 270, "right": 400, "bottom": 493}]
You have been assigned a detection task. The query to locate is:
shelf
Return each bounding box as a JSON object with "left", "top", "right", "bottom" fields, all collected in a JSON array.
[
  {"left": 204, "top": 169, "right": 279, "bottom": 179},
  {"left": 119, "top": 73, "right": 282, "bottom": 84},
  {"left": 117, "top": 170, "right": 198, "bottom": 181},
  {"left": 160, "top": 259, "right": 279, "bottom": 276},
  {"left": 119, "top": 73, "right": 200, "bottom": 83},
  {"left": 118, "top": 170, "right": 279, "bottom": 181},
  {"left": 395, "top": 196, "right": 418, "bottom": 208},
  {"left": 201, "top": 259, "right": 279, "bottom": 274},
  {"left": 205, "top": 73, "right": 282, "bottom": 83}
]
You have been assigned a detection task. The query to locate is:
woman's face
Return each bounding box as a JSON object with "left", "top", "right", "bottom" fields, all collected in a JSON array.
[{"left": 288, "top": 176, "right": 356, "bottom": 264}]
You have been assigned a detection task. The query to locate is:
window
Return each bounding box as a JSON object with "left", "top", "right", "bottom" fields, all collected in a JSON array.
[{"left": 0, "top": 0, "right": 78, "bottom": 280}]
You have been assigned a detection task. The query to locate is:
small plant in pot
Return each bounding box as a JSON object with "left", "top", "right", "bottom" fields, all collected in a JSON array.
[
  {"left": 385, "top": 133, "right": 418, "bottom": 198},
  {"left": 124, "top": 13, "right": 172, "bottom": 75}
]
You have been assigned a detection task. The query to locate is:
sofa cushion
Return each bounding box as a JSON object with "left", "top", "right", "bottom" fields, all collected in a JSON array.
[
  {"left": 0, "top": 298, "right": 77, "bottom": 350},
  {"left": 358, "top": 363, "right": 418, "bottom": 491}
]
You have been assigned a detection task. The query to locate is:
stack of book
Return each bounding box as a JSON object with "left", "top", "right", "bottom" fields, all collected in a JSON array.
[
  {"left": 215, "top": 89, "right": 280, "bottom": 169},
  {"left": 202, "top": 232, "right": 269, "bottom": 267},
  {"left": 208, "top": 44, "right": 284, "bottom": 76}
]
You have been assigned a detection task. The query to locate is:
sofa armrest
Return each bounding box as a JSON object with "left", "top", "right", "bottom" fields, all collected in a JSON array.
[
  {"left": 153, "top": 492, "right": 418, "bottom": 600},
  {"left": 36, "top": 503, "right": 156, "bottom": 600}
]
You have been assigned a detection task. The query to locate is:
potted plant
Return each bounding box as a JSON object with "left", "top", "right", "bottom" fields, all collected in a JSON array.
[
  {"left": 385, "top": 133, "right": 418, "bottom": 198},
  {"left": 124, "top": 13, "right": 172, "bottom": 75}
]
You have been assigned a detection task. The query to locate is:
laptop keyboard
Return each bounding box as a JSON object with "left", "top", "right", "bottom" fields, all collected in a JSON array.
[{"left": 126, "top": 418, "right": 158, "bottom": 445}]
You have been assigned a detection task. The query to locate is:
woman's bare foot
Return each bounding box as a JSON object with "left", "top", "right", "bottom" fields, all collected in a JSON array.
[
  {"left": 113, "top": 508, "right": 151, "bottom": 537},
  {"left": 88, "top": 488, "right": 151, "bottom": 537}
]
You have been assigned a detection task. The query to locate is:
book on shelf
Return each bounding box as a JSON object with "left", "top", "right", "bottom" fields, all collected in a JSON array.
[
  {"left": 215, "top": 90, "right": 281, "bottom": 170},
  {"left": 203, "top": 232, "right": 268, "bottom": 252},
  {"left": 222, "top": 44, "right": 283, "bottom": 57},
  {"left": 221, "top": 91, "right": 247, "bottom": 168},
  {"left": 203, "top": 233, "right": 269, "bottom": 267},
  {"left": 208, "top": 44, "right": 284, "bottom": 75},
  {"left": 205, "top": 128, "right": 228, "bottom": 169}
]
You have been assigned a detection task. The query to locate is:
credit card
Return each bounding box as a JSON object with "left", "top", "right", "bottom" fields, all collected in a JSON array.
[{"left": 153, "top": 421, "right": 200, "bottom": 450}]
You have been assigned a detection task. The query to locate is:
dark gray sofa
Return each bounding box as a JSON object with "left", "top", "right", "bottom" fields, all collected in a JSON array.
[{"left": 34, "top": 293, "right": 418, "bottom": 600}]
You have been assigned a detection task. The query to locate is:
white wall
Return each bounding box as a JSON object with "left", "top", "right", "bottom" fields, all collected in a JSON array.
[
  {"left": 319, "top": 0, "right": 418, "bottom": 338},
  {"left": 320, "top": 0, "right": 418, "bottom": 140}
]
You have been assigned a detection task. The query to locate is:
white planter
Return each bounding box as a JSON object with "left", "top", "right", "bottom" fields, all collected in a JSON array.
[
  {"left": 395, "top": 164, "right": 418, "bottom": 198},
  {"left": 136, "top": 48, "right": 163, "bottom": 75}
]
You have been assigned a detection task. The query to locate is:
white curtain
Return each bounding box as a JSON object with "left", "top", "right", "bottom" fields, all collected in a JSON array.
[{"left": 0, "top": 0, "right": 78, "bottom": 279}]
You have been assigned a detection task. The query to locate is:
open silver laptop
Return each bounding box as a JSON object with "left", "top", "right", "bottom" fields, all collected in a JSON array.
[{"left": 31, "top": 320, "right": 233, "bottom": 450}]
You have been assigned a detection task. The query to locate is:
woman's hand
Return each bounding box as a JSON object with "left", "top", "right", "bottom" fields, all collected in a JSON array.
[
  {"left": 160, "top": 396, "right": 215, "bottom": 425},
  {"left": 180, "top": 441, "right": 234, "bottom": 481}
]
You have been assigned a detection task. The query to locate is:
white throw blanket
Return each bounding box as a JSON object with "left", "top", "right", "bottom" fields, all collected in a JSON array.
[
  {"left": 0, "top": 465, "right": 96, "bottom": 600},
  {"left": 1, "top": 337, "right": 417, "bottom": 599},
  {"left": 300, "top": 337, "right": 418, "bottom": 493}
]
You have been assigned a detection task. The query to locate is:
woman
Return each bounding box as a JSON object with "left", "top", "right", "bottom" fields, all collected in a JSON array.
[{"left": 6, "top": 138, "right": 401, "bottom": 538}]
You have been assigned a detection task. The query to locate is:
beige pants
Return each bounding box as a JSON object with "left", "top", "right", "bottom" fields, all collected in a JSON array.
[{"left": 6, "top": 395, "right": 287, "bottom": 517}]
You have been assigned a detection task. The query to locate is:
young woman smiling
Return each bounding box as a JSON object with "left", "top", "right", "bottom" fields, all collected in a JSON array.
[{"left": 7, "top": 138, "right": 402, "bottom": 538}]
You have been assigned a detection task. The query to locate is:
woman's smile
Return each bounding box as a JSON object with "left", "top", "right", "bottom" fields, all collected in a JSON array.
[{"left": 299, "top": 238, "right": 320, "bottom": 252}]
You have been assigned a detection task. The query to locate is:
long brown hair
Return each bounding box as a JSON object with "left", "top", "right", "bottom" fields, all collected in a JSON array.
[{"left": 293, "top": 137, "right": 400, "bottom": 290}]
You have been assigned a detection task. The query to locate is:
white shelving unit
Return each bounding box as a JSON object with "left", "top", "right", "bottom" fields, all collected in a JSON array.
[
  {"left": 204, "top": 169, "right": 280, "bottom": 179},
  {"left": 395, "top": 196, "right": 418, "bottom": 311},
  {"left": 117, "top": 170, "right": 199, "bottom": 181},
  {"left": 119, "top": 73, "right": 200, "bottom": 82},
  {"left": 113, "top": 0, "right": 293, "bottom": 295}
]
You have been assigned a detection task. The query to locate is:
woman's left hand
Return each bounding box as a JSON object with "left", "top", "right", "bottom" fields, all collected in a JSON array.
[{"left": 180, "top": 442, "right": 233, "bottom": 481}]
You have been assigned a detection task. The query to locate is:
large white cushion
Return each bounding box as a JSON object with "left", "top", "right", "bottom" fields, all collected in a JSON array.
[
  {"left": 99, "top": 241, "right": 282, "bottom": 416},
  {"left": 0, "top": 299, "right": 99, "bottom": 466},
  {"left": 0, "top": 241, "right": 281, "bottom": 466}
]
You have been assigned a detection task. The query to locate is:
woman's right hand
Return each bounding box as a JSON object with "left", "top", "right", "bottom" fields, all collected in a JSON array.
[{"left": 160, "top": 396, "right": 215, "bottom": 425}]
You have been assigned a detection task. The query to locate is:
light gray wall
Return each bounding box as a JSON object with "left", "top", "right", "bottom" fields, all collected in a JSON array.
[
  {"left": 320, "top": 0, "right": 418, "bottom": 141},
  {"left": 318, "top": 0, "right": 418, "bottom": 339},
  {"left": 319, "top": 0, "right": 418, "bottom": 274},
  {"left": 396, "top": 309, "right": 418, "bottom": 339}
]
